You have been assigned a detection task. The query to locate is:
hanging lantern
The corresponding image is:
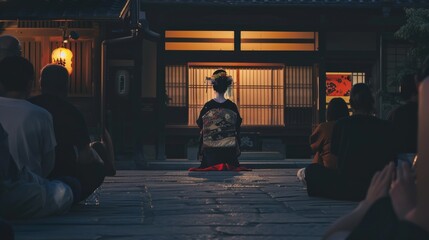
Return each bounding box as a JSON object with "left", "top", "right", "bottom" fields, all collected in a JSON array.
[{"left": 51, "top": 47, "right": 73, "bottom": 75}]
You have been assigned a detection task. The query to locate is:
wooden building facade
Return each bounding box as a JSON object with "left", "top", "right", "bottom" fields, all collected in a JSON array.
[
  {"left": 1, "top": 0, "right": 428, "bottom": 161},
  {"left": 0, "top": 0, "right": 130, "bottom": 133},
  {"left": 136, "top": 0, "right": 428, "bottom": 159}
]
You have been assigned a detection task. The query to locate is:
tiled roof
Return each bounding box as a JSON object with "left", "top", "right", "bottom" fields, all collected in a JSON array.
[
  {"left": 0, "top": 0, "right": 128, "bottom": 20},
  {"left": 140, "top": 0, "right": 429, "bottom": 7},
  {"left": 0, "top": 0, "right": 426, "bottom": 21}
]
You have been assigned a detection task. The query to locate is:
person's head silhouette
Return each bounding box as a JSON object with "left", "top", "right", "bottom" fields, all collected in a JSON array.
[
  {"left": 326, "top": 97, "right": 349, "bottom": 121},
  {"left": 0, "top": 56, "right": 34, "bottom": 98},
  {"left": 0, "top": 35, "right": 22, "bottom": 61},
  {"left": 350, "top": 83, "right": 374, "bottom": 115},
  {"left": 40, "top": 64, "right": 69, "bottom": 98}
]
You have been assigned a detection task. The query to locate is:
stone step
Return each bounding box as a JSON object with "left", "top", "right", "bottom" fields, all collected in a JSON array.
[
  {"left": 116, "top": 159, "right": 311, "bottom": 170},
  {"left": 239, "top": 151, "right": 284, "bottom": 161}
]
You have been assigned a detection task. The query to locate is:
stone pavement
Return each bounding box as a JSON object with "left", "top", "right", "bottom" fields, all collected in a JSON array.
[{"left": 11, "top": 169, "right": 358, "bottom": 240}]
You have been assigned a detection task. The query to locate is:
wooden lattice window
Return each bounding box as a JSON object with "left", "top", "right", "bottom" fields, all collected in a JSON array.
[
  {"left": 21, "top": 40, "right": 43, "bottom": 94},
  {"left": 325, "top": 72, "right": 366, "bottom": 110},
  {"left": 166, "top": 64, "right": 319, "bottom": 127},
  {"left": 165, "top": 65, "right": 187, "bottom": 107},
  {"left": 187, "top": 65, "right": 284, "bottom": 126},
  {"left": 385, "top": 43, "right": 410, "bottom": 93},
  {"left": 284, "top": 66, "right": 314, "bottom": 127}
]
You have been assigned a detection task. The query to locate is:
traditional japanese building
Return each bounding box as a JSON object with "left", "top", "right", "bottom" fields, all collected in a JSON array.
[
  {"left": 1, "top": 0, "right": 427, "bottom": 163},
  {"left": 135, "top": 0, "right": 428, "bottom": 160},
  {"left": 0, "top": 0, "right": 131, "bottom": 130}
]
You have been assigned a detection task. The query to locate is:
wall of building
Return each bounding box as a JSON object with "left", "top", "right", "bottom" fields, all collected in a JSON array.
[
  {"left": 326, "top": 32, "right": 377, "bottom": 51},
  {"left": 0, "top": 21, "right": 101, "bottom": 129},
  {"left": 141, "top": 39, "right": 157, "bottom": 98}
]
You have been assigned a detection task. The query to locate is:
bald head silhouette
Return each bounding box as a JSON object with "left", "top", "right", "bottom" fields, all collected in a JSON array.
[{"left": 40, "top": 64, "right": 69, "bottom": 98}]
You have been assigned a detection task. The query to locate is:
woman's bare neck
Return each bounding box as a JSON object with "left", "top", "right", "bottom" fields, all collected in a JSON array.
[{"left": 213, "top": 92, "right": 226, "bottom": 103}]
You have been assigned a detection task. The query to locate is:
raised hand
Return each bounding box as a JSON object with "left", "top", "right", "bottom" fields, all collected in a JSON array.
[
  {"left": 390, "top": 161, "right": 417, "bottom": 220},
  {"left": 362, "top": 162, "right": 395, "bottom": 207}
]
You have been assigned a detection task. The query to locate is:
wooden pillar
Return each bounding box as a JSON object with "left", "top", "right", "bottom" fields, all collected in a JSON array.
[
  {"left": 318, "top": 30, "right": 327, "bottom": 123},
  {"left": 156, "top": 31, "right": 166, "bottom": 160}
]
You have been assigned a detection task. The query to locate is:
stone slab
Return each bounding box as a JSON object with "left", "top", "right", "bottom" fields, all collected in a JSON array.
[{"left": 11, "top": 169, "right": 357, "bottom": 240}]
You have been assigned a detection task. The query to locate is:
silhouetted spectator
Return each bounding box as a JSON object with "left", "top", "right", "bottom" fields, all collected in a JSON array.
[
  {"left": 0, "top": 56, "right": 56, "bottom": 177},
  {"left": 0, "top": 121, "right": 75, "bottom": 219},
  {"left": 388, "top": 57, "right": 429, "bottom": 157},
  {"left": 0, "top": 35, "right": 21, "bottom": 61},
  {"left": 0, "top": 37, "right": 77, "bottom": 219},
  {"left": 297, "top": 97, "right": 349, "bottom": 189},
  {"left": 330, "top": 84, "right": 395, "bottom": 200},
  {"left": 29, "top": 64, "right": 115, "bottom": 200},
  {"left": 304, "top": 83, "right": 395, "bottom": 201},
  {"left": 388, "top": 73, "right": 418, "bottom": 154},
  {"left": 323, "top": 69, "right": 429, "bottom": 239},
  {"left": 310, "top": 97, "right": 349, "bottom": 169}
]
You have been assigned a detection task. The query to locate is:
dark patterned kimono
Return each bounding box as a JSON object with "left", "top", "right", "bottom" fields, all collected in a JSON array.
[{"left": 196, "top": 99, "right": 242, "bottom": 168}]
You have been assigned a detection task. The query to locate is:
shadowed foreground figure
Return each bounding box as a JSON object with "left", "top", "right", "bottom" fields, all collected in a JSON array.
[
  {"left": 323, "top": 66, "right": 429, "bottom": 240},
  {"left": 0, "top": 56, "right": 76, "bottom": 219},
  {"left": 0, "top": 39, "right": 56, "bottom": 178},
  {"left": 190, "top": 69, "right": 249, "bottom": 171},
  {"left": 310, "top": 97, "right": 350, "bottom": 169},
  {"left": 388, "top": 56, "right": 429, "bottom": 156},
  {"left": 0, "top": 35, "right": 21, "bottom": 61},
  {"left": 297, "top": 97, "right": 349, "bottom": 193},
  {"left": 29, "top": 64, "right": 115, "bottom": 201},
  {"left": 388, "top": 73, "right": 418, "bottom": 154},
  {"left": 304, "top": 84, "right": 395, "bottom": 201}
]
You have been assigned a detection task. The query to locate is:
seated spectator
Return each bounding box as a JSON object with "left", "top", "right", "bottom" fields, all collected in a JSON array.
[
  {"left": 310, "top": 97, "right": 349, "bottom": 169},
  {"left": 0, "top": 56, "right": 56, "bottom": 178},
  {"left": 0, "top": 36, "right": 76, "bottom": 218},
  {"left": 304, "top": 83, "right": 395, "bottom": 201},
  {"left": 0, "top": 35, "right": 21, "bottom": 61},
  {"left": 388, "top": 73, "right": 418, "bottom": 154},
  {"left": 0, "top": 122, "right": 76, "bottom": 219},
  {"left": 323, "top": 57, "right": 429, "bottom": 240},
  {"left": 297, "top": 97, "right": 349, "bottom": 186},
  {"left": 29, "top": 64, "right": 115, "bottom": 201}
]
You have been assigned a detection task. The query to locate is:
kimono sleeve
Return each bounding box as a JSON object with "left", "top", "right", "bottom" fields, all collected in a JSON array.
[{"left": 309, "top": 124, "right": 323, "bottom": 154}]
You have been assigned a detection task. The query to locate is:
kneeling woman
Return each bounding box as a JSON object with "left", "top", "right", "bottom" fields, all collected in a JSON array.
[{"left": 191, "top": 69, "right": 248, "bottom": 171}]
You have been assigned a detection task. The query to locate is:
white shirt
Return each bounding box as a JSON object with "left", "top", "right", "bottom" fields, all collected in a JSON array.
[{"left": 0, "top": 96, "right": 56, "bottom": 177}]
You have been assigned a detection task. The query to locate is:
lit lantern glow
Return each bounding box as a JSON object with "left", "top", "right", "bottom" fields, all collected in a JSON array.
[{"left": 51, "top": 47, "right": 73, "bottom": 75}]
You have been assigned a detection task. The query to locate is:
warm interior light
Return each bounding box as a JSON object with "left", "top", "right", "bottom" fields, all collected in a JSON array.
[
  {"left": 166, "top": 31, "right": 234, "bottom": 39},
  {"left": 241, "top": 31, "right": 318, "bottom": 51},
  {"left": 51, "top": 47, "right": 73, "bottom": 75},
  {"left": 165, "top": 30, "right": 234, "bottom": 51},
  {"left": 187, "top": 65, "right": 284, "bottom": 126}
]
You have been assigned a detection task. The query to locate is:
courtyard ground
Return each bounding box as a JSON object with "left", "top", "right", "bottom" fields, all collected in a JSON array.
[{"left": 12, "top": 169, "right": 357, "bottom": 240}]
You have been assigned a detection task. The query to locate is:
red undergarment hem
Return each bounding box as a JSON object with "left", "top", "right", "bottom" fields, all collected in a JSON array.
[{"left": 189, "top": 163, "right": 252, "bottom": 171}]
